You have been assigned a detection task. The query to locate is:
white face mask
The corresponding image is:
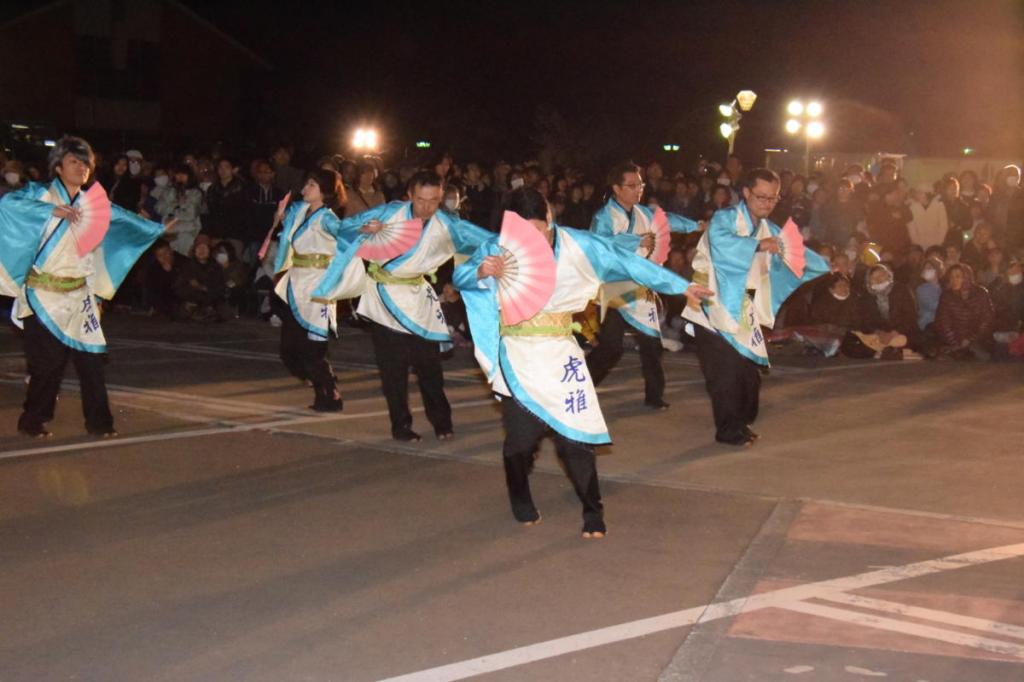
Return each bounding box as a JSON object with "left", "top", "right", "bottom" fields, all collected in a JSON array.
[
  {"left": 847, "top": 174, "right": 861, "bottom": 185},
  {"left": 444, "top": 199, "right": 458, "bottom": 211},
  {"left": 214, "top": 252, "right": 229, "bottom": 265},
  {"left": 510, "top": 177, "right": 524, "bottom": 189},
  {"left": 1010, "top": 273, "right": 1023, "bottom": 285},
  {"left": 870, "top": 282, "right": 891, "bottom": 294},
  {"left": 921, "top": 268, "right": 937, "bottom": 282},
  {"left": 831, "top": 290, "right": 850, "bottom": 301},
  {"left": 199, "top": 181, "right": 212, "bottom": 191},
  {"left": 154, "top": 175, "right": 169, "bottom": 187},
  {"left": 845, "top": 248, "right": 858, "bottom": 261},
  {"left": 4, "top": 172, "right": 20, "bottom": 186},
  {"left": 717, "top": 178, "right": 732, "bottom": 186},
  {"left": 807, "top": 182, "right": 819, "bottom": 195}
]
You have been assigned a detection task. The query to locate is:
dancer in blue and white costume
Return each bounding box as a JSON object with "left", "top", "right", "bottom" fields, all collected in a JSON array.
[
  {"left": 454, "top": 188, "right": 711, "bottom": 537},
  {"left": 588, "top": 162, "right": 704, "bottom": 410},
  {"left": 0, "top": 136, "right": 170, "bottom": 437}
]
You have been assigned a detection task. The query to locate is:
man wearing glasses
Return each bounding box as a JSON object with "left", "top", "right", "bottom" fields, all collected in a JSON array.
[
  {"left": 684, "top": 168, "right": 830, "bottom": 446},
  {"left": 588, "top": 162, "right": 703, "bottom": 410}
]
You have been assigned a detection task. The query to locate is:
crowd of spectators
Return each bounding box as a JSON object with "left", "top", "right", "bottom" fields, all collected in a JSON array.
[{"left": 1, "top": 143, "right": 1021, "bottom": 361}]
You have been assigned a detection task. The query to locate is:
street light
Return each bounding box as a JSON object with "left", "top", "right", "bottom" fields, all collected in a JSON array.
[
  {"left": 718, "top": 89, "right": 756, "bottom": 155},
  {"left": 784, "top": 99, "right": 825, "bottom": 174},
  {"left": 352, "top": 127, "right": 379, "bottom": 152}
]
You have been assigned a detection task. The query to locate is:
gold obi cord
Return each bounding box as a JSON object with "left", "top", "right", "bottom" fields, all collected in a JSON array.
[
  {"left": 26, "top": 271, "right": 87, "bottom": 292},
  {"left": 291, "top": 252, "right": 332, "bottom": 269},
  {"left": 500, "top": 312, "right": 581, "bottom": 337}
]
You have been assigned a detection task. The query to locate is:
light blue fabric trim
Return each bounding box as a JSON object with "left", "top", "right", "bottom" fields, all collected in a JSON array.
[
  {"left": 286, "top": 281, "right": 328, "bottom": 339},
  {"left": 498, "top": 342, "right": 610, "bottom": 445},
  {"left": 376, "top": 283, "right": 450, "bottom": 342},
  {"left": 566, "top": 228, "right": 689, "bottom": 295},
  {"left": 452, "top": 238, "right": 502, "bottom": 377},
  {"left": 619, "top": 309, "right": 661, "bottom": 338},
  {"left": 273, "top": 202, "right": 306, "bottom": 274},
  {"left": 26, "top": 288, "right": 106, "bottom": 353}
]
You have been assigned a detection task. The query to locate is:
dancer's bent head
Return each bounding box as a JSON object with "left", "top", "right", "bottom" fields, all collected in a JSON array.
[
  {"left": 408, "top": 170, "right": 445, "bottom": 220},
  {"left": 305, "top": 168, "right": 345, "bottom": 210},
  {"left": 49, "top": 136, "right": 95, "bottom": 189},
  {"left": 504, "top": 186, "right": 549, "bottom": 222}
]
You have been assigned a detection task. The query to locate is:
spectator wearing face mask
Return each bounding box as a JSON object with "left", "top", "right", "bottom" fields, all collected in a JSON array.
[
  {"left": 768, "top": 273, "right": 860, "bottom": 357},
  {"left": 915, "top": 256, "right": 944, "bottom": 331},
  {"left": 0, "top": 159, "right": 26, "bottom": 198},
  {"left": 213, "top": 242, "right": 248, "bottom": 316},
  {"left": 990, "top": 258, "right": 1024, "bottom": 339},
  {"left": 104, "top": 153, "right": 143, "bottom": 211},
  {"left": 843, "top": 264, "right": 921, "bottom": 360},
  {"left": 934, "top": 264, "right": 995, "bottom": 360}
]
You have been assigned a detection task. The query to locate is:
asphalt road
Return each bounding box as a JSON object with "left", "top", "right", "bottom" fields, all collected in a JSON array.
[{"left": 1, "top": 314, "right": 1022, "bottom": 682}]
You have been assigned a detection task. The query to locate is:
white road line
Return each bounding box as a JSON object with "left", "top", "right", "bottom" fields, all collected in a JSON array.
[
  {"left": 818, "top": 592, "right": 1024, "bottom": 641},
  {"left": 0, "top": 398, "right": 497, "bottom": 461},
  {"left": 377, "top": 542, "right": 1024, "bottom": 681},
  {"left": 781, "top": 600, "right": 1024, "bottom": 659}
]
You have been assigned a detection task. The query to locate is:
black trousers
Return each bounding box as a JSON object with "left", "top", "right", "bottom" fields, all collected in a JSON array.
[
  {"left": 18, "top": 314, "right": 112, "bottom": 433},
  {"left": 369, "top": 321, "right": 452, "bottom": 436},
  {"left": 587, "top": 308, "right": 665, "bottom": 403},
  {"left": 694, "top": 325, "right": 761, "bottom": 444},
  {"left": 279, "top": 307, "right": 338, "bottom": 407},
  {"left": 501, "top": 397, "right": 604, "bottom": 532}
]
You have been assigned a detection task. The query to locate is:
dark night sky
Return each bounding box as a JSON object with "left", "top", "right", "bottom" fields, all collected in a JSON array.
[{"left": 10, "top": 0, "right": 1024, "bottom": 163}]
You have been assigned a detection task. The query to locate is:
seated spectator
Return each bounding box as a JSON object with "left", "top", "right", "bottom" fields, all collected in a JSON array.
[
  {"left": 991, "top": 258, "right": 1024, "bottom": 337},
  {"left": 895, "top": 244, "right": 924, "bottom": 285},
  {"left": 214, "top": 241, "right": 249, "bottom": 316},
  {"left": 915, "top": 256, "right": 944, "bottom": 331},
  {"left": 173, "top": 237, "right": 230, "bottom": 322},
  {"left": 934, "top": 264, "right": 995, "bottom": 360},
  {"left": 976, "top": 246, "right": 1006, "bottom": 288},
  {"left": 961, "top": 222, "right": 996, "bottom": 272},
  {"left": 842, "top": 264, "right": 922, "bottom": 360},
  {"left": 145, "top": 240, "right": 185, "bottom": 318},
  {"left": 562, "top": 185, "right": 590, "bottom": 229}
]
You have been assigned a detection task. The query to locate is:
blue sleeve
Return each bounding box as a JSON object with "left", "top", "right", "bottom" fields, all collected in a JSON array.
[
  {"left": 666, "top": 211, "right": 700, "bottom": 234},
  {"left": 447, "top": 216, "right": 493, "bottom": 255},
  {"left": 572, "top": 230, "right": 690, "bottom": 295},
  {"left": 336, "top": 201, "right": 396, "bottom": 240},
  {"left": 97, "top": 205, "right": 166, "bottom": 298},
  {"left": 0, "top": 186, "right": 52, "bottom": 293}
]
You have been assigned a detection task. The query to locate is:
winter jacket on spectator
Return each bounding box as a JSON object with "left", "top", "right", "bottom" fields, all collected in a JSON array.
[
  {"left": 244, "top": 182, "right": 287, "bottom": 244},
  {"left": 867, "top": 202, "right": 912, "bottom": 254},
  {"left": 809, "top": 284, "right": 859, "bottom": 329},
  {"left": 990, "top": 275, "right": 1024, "bottom": 332},
  {"left": 854, "top": 280, "right": 919, "bottom": 341},
  {"left": 822, "top": 197, "right": 864, "bottom": 246},
  {"left": 204, "top": 176, "right": 248, "bottom": 240},
  {"left": 934, "top": 284, "right": 994, "bottom": 349}
]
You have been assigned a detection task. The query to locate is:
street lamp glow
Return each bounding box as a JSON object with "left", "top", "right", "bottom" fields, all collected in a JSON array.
[
  {"left": 352, "top": 127, "right": 379, "bottom": 151},
  {"left": 785, "top": 119, "right": 802, "bottom": 134},
  {"left": 806, "top": 101, "right": 823, "bottom": 118},
  {"left": 736, "top": 90, "right": 757, "bottom": 112},
  {"left": 718, "top": 103, "right": 734, "bottom": 117},
  {"left": 806, "top": 121, "right": 825, "bottom": 139},
  {"left": 719, "top": 122, "right": 735, "bottom": 139},
  {"left": 787, "top": 100, "right": 804, "bottom": 116}
]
